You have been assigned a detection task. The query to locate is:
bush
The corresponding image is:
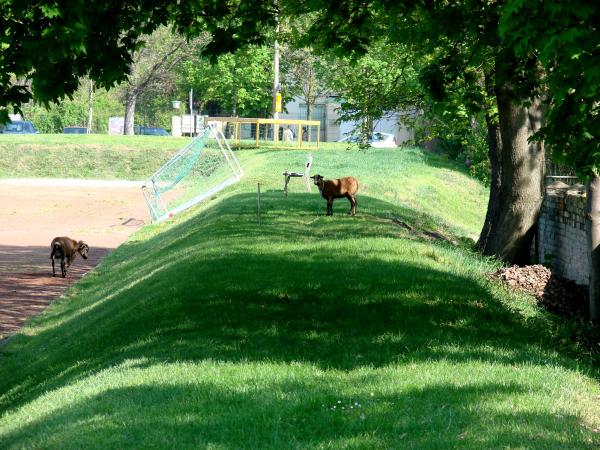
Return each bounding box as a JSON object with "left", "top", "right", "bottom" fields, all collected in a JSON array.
[
  {"left": 415, "top": 110, "right": 490, "bottom": 185},
  {"left": 21, "top": 83, "right": 122, "bottom": 133}
]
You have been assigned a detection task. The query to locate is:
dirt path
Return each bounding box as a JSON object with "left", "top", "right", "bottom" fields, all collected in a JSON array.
[{"left": 0, "top": 183, "right": 148, "bottom": 339}]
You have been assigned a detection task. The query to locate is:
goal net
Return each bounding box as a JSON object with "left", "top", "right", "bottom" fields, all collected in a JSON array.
[{"left": 142, "top": 124, "right": 243, "bottom": 222}]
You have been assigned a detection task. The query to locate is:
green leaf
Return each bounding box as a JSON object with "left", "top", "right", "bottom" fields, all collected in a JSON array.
[{"left": 40, "top": 5, "right": 61, "bottom": 19}]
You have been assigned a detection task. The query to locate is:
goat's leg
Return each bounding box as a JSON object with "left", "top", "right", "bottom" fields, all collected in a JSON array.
[
  {"left": 346, "top": 194, "right": 355, "bottom": 215},
  {"left": 52, "top": 257, "right": 56, "bottom": 277},
  {"left": 61, "top": 257, "right": 67, "bottom": 278},
  {"left": 349, "top": 195, "right": 357, "bottom": 216},
  {"left": 327, "top": 199, "right": 333, "bottom": 216}
]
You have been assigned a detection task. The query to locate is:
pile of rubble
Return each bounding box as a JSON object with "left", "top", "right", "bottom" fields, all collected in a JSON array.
[{"left": 488, "top": 264, "right": 589, "bottom": 317}]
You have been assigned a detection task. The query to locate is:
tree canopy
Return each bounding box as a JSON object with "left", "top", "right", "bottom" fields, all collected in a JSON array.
[
  {"left": 0, "top": 0, "right": 276, "bottom": 122},
  {"left": 120, "top": 26, "right": 193, "bottom": 134},
  {"left": 500, "top": 0, "right": 600, "bottom": 178},
  {"left": 180, "top": 46, "right": 273, "bottom": 117}
]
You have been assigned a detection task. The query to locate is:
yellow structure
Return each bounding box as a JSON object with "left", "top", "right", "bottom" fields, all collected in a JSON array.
[{"left": 206, "top": 117, "right": 321, "bottom": 149}]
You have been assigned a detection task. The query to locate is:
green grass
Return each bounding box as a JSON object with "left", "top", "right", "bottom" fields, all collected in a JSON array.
[
  {"left": 0, "top": 134, "right": 188, "bottom": 179},
  {"left": 0, "top": 142, "right": 599, "bottom": 449},
  {"left": 0, "top": 134, "right": 333, "bottom": 180}
]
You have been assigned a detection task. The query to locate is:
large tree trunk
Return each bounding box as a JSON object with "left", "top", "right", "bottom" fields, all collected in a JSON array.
[
  {"left": 477, "top": 112, "right": 503, "bottom": 249},
  {"left": 586, "top": 172, "right": 600, "bottom": 321},
  {"left": 477, "top": 71, "right": 502, "bottom": 249},
  {"left": 478, "top": 81, "right": 545, "bottom": 265},
  {"left": 124, "top": 92, "right": 137, "bottom": 135}
]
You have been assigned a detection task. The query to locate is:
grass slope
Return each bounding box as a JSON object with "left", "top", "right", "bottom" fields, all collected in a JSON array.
[
  {"left": 0, "top": 145, "right": 599, "bottom": 449},
  {"left": 0, "top": 134, "right": 188, "bottom": 179}
]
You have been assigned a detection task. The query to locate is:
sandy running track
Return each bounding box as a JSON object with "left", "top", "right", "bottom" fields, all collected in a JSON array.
[{"left": 0, "top": 181, "right": 149, "bottom": 339}]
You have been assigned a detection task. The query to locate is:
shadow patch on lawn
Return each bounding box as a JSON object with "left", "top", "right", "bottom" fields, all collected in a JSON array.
[{"left": 0, "top": 379, "right": 593, "bottom": 449}]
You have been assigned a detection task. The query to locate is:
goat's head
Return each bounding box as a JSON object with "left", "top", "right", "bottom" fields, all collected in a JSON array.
[
  {"left": 311, "top": 174, "right": 324, "bottom": 188},
  {"left": 77, "top": 241, "right": 89, "bottom": 259}
]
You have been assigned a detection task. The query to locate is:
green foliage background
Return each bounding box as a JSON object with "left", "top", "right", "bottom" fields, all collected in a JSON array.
[{"left": 21, "top": 83, "right": 122, "bottom": 133}]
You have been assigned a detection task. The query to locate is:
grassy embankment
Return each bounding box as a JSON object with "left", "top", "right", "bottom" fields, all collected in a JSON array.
[
  {"left": 0, "top": 135, "right": 598, "bottom": 449},
  {"left": 0, "top": 134, "right": 187, "bottom": 180}
]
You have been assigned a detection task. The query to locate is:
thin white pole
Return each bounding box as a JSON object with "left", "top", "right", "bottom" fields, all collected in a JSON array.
[
  {"left": 213, "top": 125, "right": 242, "bottom": 180},
  {"left": 189, "top": 88, "right": 194, "bottom": 136},
  {"left": 257, "top": 183, "right": 262, "bottom": 225}
]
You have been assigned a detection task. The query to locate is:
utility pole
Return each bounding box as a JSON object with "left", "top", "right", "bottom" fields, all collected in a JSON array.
[
  {"left": 272, "top": 5, "right": 282, "bottom": 144},
  {"left": 272, "top": 6, "right": 280, "bottom": 120},
  {"left": 273, "top": 40, "right": 280, "bottom": 120}
]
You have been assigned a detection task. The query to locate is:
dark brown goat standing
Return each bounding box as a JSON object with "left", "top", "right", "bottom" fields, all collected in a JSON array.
[
  {"left": 312, "top": 174, "right": 359, "bottom": 216},
  {"left": 50, "top": 236, "right": 89, "bottom": 277}
]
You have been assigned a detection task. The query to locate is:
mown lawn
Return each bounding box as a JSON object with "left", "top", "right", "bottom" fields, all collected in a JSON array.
[
  {"left": 0, "top": 134, "right": 320, "bottom": 180},
  {"left": 0, "top": 134, "right": 187, "bottom": 179},
  {"left": 0, "top": 140, "right": 598, "bottom": 449}
]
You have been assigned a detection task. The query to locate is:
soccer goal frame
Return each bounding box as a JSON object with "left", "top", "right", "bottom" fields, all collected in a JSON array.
[{"left": 141, "top": 123, "right": 243, "bottom": 222}]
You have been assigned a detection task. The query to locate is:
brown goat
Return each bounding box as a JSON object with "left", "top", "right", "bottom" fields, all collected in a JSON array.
[
  {"left": 312, "top": 174, "right": 359, "bottom": 216},
  {"left": 50, "top": 236, "right": 89, "bottom": 278}
]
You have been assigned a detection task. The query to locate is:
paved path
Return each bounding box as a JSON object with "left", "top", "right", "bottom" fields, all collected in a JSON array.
[
  {"left": 0, "top": 178, "right": 144, "bottom": 188},
  {"left": 0, "top": 183, "right": 148, "bottom": 339}
]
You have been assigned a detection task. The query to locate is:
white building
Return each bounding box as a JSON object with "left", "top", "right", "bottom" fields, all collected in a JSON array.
[{"left": 280, "top": 95, "right": 417, "bottom": 144}]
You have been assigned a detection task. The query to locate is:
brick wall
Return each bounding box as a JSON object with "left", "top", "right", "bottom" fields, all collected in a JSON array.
[{"left": 538, "top": 181, "right": 588, "bottom": 285}]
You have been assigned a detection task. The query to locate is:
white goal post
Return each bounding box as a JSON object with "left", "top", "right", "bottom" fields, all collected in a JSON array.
[{"left": 142, "top": 123, "right": 243, "bottom": 222}]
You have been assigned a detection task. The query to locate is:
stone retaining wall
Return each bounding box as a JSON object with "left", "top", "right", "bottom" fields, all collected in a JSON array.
[{"left": 538, "top": 182, "right": 588, "bottom": 285}]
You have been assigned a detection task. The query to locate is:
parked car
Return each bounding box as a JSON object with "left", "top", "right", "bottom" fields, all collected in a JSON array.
[
  {"left": 1, "top": 120, "right": 38, "bottom": 134},
  {"left": 337, "top": 132, "right": 397, "bottom": 148},
  {"left": 63, "top": 126, "right": 88, "bottom": 134},
  {"left": 135, "top": 126, "right": 169, "bottom": 136}
]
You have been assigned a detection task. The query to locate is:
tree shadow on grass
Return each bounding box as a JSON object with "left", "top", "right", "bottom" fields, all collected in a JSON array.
[
  {"left": 154, "top": 190, "right": 454, "bottom": 244},
  {"left": 0, "top": 378, "right": 594, "bottom": 449},
  {"left": 0, "top": 193, "right": 596, "bottom": 424}
]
